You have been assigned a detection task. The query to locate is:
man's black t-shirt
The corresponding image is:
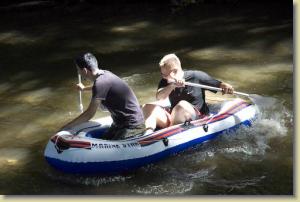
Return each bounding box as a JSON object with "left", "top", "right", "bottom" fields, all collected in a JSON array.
[
  {"left": 158, "top": 70, "right": 221, "bottom": 114},
  {"left": 92, "top": 70, "right": 144, "bottom": 128}
]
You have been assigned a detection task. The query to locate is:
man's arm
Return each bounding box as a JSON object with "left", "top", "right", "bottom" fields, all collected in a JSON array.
[
  {"left": 156, "top": 84, "right": 176, "bottom": 100},
  {"left": 156, "top": 78, "right": 185, "bottom": 100},
  {"left": 77, "top": 83, "right": 93, "bottom": 91},
  {"left": 60, "top": 99, "right": 100, "bottom": 131},
  {"left": 194, "top": 71, "right": 234, "bottom": 94}
]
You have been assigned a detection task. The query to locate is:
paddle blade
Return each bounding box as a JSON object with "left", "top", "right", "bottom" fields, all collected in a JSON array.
[{"left": 249, "top": 94, "right": 278, "bottom": 109}]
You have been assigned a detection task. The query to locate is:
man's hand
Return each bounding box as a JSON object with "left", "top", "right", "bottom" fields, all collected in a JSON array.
[
  {"left": 76, "top": 83, "right": 93, "bottom": 91},
  {"left": 76, "top": 83, "right": 85, "bottom": 91},
  {"left": 168, "top": 78, "right": 185, "bottom": 88},
  {"left": 220, "top": 82, "right": 234, "bottom": 94}
]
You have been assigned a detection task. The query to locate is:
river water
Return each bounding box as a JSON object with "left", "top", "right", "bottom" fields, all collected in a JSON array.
[{"left": 0, "top": 2, "right": 293, "bottom": 195}]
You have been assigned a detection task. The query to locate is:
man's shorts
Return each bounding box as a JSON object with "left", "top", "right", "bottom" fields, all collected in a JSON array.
[{"left": 101, "top": 123, "right": 146, "bottom": 140}]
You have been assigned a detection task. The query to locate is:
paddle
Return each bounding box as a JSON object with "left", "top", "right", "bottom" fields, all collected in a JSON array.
[
  {"left": 184, "top": 81, "right": 250, "bottom": 97},
  {"left": 182, "top": 81, "right": 264, "bottom": 106},
  {"left": 78, "top": 74, "right": 84, "bottom": 113}
]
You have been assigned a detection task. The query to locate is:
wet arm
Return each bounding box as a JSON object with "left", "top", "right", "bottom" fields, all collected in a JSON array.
[
  {"left": 156, "top": 84, "right": 176, "bottom": 100},
  {"left": 77, "top": 83, "right": 93, "bottom": 91},
  {"left": 195, "top": 70, "right": 234, "bottom": 94},
  {"left": 60, "top": 99, "right": 100, "bottom": 130},
  {"left": 83, "top": 85, "right": 93, "bottom": 91}
]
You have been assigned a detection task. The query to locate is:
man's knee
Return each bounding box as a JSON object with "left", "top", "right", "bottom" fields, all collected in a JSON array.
[
  {"left": 142, "top": 104, "right": 156, "bottom": 116},
  {"left": 173, "top": 100, "right": 191, "bottom": 112},
  {"left": 144, "top": 103, "right": 162, "bottom": 112},
  {"left": 144, "top": 104, "right": 166, "bottom": 115},
  {"left": 171, "top": 101, "right": 196, "bottom": 125}
]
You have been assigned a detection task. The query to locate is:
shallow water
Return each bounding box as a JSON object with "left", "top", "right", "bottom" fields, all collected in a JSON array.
[{"left": 0, "top": 2, "right": 293, "bottom": 195}]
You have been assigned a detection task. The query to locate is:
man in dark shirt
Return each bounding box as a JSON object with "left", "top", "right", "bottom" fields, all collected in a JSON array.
[
  {"left": 142, "top": 54, "right": 234, "bottom": 134},
  {"left": 61, "top": 52, "right": 145, "bottom": 140}
]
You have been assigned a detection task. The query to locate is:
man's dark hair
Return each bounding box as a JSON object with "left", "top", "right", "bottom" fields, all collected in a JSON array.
[{"left": 74, "top": 52, "right": 98, "bottom": 71}]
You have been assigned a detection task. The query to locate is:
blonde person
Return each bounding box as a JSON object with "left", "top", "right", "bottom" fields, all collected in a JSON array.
[{"left": 143, "top": 54, "right": 233, "bottom": 134}]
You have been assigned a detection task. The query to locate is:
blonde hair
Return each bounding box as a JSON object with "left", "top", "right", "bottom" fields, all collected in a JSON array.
[{"left": 159, "top": 53, "right": 181, "bottom": 69}]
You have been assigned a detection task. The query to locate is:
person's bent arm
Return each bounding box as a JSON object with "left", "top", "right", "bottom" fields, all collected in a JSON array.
[
  {"left": 60, "top": 99, "right": 100, "bottom": 131},
  {"left": 156, "top": 78, "right": 185, "bottom": 100},
  {"left": 77, "top": 83, "right": 93, "bottom": 91},
  {"left": 156, "top": 84, "right": 176, "bottom": 100}
]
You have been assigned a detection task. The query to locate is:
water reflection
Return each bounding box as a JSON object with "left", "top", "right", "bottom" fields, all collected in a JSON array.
[
  {"left": 0, "top": 148, "right": 30, "bottom": 171},
  {"left": 0, "top": 31, "right": 37, "bottom": 45},
  {"left": 248, "top": 24, "right": 292, "bottom": 34},
  {"left": 110, "top": 21, "right": 151, "bottom": 33},
  {"left": 15, "top": 87, "right": 54, "bottom": 105}
]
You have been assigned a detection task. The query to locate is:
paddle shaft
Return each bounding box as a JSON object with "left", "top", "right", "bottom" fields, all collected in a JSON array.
[
  {"left": 184, "top": 81, "right": 250, "bottom": 97},
  {"left": 78, "top": 74, "right": 84, "bottom": 113}
]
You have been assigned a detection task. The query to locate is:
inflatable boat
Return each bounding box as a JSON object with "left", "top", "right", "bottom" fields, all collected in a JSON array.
[{"left": 44, "top": 98, "right": 257, "bottom": 174}]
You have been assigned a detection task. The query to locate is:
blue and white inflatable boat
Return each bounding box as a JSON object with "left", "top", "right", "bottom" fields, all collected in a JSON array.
[{"left": 44, "top": 98, "right": 257, "bottom": 174}]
